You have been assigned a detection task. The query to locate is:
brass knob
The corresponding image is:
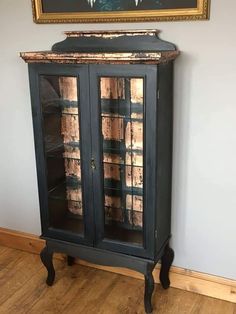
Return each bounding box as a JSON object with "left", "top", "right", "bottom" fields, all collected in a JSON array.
[{"left": 91, "top": 158, "right": 96, "bottom": 170}]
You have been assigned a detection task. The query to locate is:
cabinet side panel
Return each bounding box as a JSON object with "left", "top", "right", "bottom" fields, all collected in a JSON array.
[{"left": 155, "top": 62, "right": 174, "bottom": 258}]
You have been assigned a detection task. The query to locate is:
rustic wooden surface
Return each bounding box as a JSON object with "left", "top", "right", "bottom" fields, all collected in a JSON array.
[
  {"left": 64, "top": 30, "right": 160, "bottom": 38},
  {"left": 20, "top": 51, "right": 180, "bottom": 65},
  {"left": 0, "top": 245, "right": 235, "bottom": 314},
  {"left": 0, "top": 228, "right": 236, "bottom": 304}
]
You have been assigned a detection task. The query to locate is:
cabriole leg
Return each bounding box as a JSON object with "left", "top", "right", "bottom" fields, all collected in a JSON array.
[
  {"left": 144, "top": 266, "right": 155, "bottom": 313},
  {"left": 40, "top": 245, "right": 55, "bottom": 286},
  {"left": 159, "top": 243, "right": 174, "bottom": 289}
]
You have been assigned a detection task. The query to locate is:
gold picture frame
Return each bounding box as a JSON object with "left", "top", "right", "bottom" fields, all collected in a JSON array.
[{"left": 32, "top": 0, "right": 210, "bottom": 24}]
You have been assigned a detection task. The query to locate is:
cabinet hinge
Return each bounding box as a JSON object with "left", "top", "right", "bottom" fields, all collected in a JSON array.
[
  {"left": 155, "top": 230, "right": 158, "bottom": 239},
  {"left": 157, "top": 90, "right": 160, "bottom": 100}
]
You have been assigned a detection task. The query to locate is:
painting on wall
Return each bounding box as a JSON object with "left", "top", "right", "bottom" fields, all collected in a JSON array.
[{"left": 32, "top": 0, "right": 210, "bottom": 23}]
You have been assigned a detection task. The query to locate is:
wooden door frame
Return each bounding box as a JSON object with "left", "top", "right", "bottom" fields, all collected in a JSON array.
[{"left": 89, "top": 64, "right": 158, "bottom": 259}]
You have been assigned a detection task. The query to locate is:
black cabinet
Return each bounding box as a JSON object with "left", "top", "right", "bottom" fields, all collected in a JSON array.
[{"left": 21, "top": 30, "right": 179, "bottom": 313}]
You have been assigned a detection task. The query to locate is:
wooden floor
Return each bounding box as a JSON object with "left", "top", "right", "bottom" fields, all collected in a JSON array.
[{"left": 0, "top": 245, "right": 235, "bottom": 314}]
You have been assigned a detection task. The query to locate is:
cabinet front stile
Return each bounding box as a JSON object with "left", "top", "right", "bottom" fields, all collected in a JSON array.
[
  {"left": 28, "top": 64, "right": 94, "bottom": 246},
  {"left": 89, "top": 64, "right": 157, "bottom": 259}
]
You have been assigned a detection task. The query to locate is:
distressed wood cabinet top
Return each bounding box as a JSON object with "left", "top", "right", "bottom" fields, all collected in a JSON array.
[{"left": 20, "top": 30, "right": 179, "bottom": 64}]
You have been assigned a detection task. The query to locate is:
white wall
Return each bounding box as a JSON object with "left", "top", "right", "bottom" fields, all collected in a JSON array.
[{"left": 0, "top": 0, "right": 235, "bottom": 280}]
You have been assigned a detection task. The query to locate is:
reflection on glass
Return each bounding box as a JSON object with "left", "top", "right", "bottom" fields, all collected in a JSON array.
[
  {"left": 100, "top": 77, "right": 144, "bottom": 245},
  {"left": 40, "top": 75, "right": 84, "bottom": 235}
]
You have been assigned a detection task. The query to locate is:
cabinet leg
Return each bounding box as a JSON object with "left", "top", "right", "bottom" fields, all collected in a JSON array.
[
  {"left": 144, "top": 267, "right": 155, "bottom": 313},
  {"left": 67, "top": 256, "right": 75, "bottom": 266},
  {"left": 40, "top": 246, "right": 55, "bottom": 286},
  {"left": 159, "top": 243, "right": 174, "bottom": 289}
]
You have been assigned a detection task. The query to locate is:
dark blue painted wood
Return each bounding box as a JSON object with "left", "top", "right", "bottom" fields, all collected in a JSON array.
[
  {"left": 155, "top": 62, "right": 174, "bottom": 259},
  {"left": 52, "top": 32, "right": 177, "bottom": 53},
  {"left": 26, "top": 32, "right": 177, "bottom": 313}
]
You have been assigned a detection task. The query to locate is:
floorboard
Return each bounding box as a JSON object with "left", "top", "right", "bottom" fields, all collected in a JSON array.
[{"left": 0, "top": 246, "right": 235, "bottom": 314}]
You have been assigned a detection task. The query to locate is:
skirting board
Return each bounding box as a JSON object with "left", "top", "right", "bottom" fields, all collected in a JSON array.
[{"left": 0, "top": 227, "right": 235, "bottom": 303}]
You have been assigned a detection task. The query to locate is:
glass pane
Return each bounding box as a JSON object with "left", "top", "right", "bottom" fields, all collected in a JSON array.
[
  {"left": 100, "top": 77, "right": 144, "bottom": 246},
  {"left": 40, "top": 75, "right": 84, "bottom": 235}
]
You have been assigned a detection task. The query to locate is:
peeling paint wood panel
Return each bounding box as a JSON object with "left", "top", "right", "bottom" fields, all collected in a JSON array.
[
  {"left": 59, "top": 77, "right": 84, "bottom": 217},
  {"left": 59, "top": 77, "right": 78, "bottom": 101},
  {"left": 20, "top": 51, "right": 180, "bottom": 64},
  {"left": 65, "top": 30, "right": 159, "bottom": 38},
  {"left": 101, "top": 78, "right": 125, "bottom": 99}
]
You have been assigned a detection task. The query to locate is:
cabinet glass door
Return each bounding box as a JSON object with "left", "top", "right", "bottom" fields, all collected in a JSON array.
[
  {"left": 90, "top": 65, "right": 157, "bottom": 258},
  {"left": 40, "top": 75, "right": 85, "bottom": 235},
  {"left": 100, "top": 77, "right": 144, "bottom": 246},
  {"left": 30, "top": 64, "right": 92, "bottom": 244}
]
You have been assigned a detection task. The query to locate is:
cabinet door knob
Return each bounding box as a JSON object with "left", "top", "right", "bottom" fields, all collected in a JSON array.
[{"left": 91, "top": 158, "right": 96, "bottom": 170}]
